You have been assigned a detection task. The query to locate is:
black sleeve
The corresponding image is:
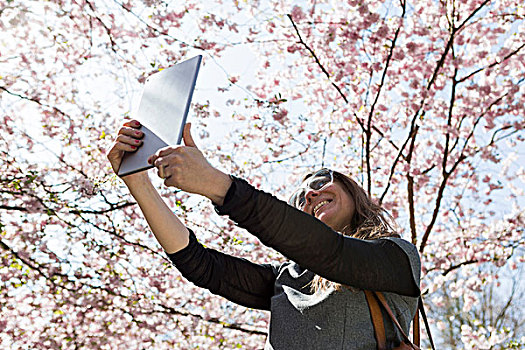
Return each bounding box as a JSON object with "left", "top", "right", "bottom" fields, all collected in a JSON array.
[
  {"left": 215, "top": 177, "right": 420, "bottom": 297},
  {"left": 167, "top": 229, "right": 276, "bottom": 310}
]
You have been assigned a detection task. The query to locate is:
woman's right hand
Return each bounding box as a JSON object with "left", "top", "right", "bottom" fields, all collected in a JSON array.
[{"left": 106, "top": 119, "right": 145, "bottom": 176}]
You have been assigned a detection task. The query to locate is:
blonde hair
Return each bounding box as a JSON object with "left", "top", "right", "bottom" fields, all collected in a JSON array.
[{"left": 291, "top": 169, "right": 399, "bottom": 293}]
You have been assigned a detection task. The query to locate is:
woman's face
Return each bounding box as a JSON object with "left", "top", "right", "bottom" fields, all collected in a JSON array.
[{"left": 298, "top": 178, "right": 356, "bottom": 232}]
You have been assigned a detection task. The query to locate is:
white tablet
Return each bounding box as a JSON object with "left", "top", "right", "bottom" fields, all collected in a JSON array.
[{"left": 118, "top": 55, "right": 202, "bottom": 177}]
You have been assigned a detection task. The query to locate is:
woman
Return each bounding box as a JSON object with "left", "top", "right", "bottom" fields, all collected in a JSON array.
[{"left": 107, "top": 120, "right": 421, "bottom": 349}]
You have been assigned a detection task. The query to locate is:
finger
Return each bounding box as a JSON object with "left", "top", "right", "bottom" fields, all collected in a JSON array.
[
  {"left": 148, "top": 152, "right": 167, "bottom": 164},
  {"left": 156, "top": 146, "right": 179, "bottom": 157},
  {"left": 153, "top": 154, "right": 177, "bottom": 168},
  {"left": 110, "top": 140, "right": 138, "bottom": 154},
  {"left": 153, "top": 156, "right": 167, "bottom": 170},
  {"left": 116, "top": 134, "right": 143, "bottom": 148},
  {"left": 183, "top": 123, "right": 197, "bottom": 148},
  {"left": 118, "top": 126, "right": 144, "bottom": 139},
  {"left": 157, "top": 164, "right": 173, "bottom": 181},
  {"left": 147, "top": 154, "right": 158, "bottom": 165},
  {"left": 158, "top": 164, "right": 167, "bottom": 179},
  {"left": 163, "top": 177, "right": 174, "bottom": 187},
  {"left": 122, "top": 120, "right": 141, "bottom": 128}
]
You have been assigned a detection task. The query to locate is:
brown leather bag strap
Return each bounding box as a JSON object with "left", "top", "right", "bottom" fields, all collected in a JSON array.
[
  {"left": 413, "top": 307, "right": 420, "bottom": 347},
  {"left": 374, "top": 292, "right": 418, "bottom": 349},
  {"left": 365, "top": 291, "right": 436, "bottom": 350},
  {"left": 364, "top": 290, "right": 387, "bottom": 350}
]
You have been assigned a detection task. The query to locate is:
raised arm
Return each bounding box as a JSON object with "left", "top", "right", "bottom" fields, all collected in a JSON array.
[
  {"left": 215, "top": 177, "right": 421, "bottom": 297},
  {"left": 106, "top": 120, "right": 275, "bottom": 309},
  {"left": 106, "top": 120, "right": 189, "bottom": 254}
]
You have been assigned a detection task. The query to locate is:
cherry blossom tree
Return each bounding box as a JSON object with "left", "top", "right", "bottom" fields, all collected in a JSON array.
[
  {"left": 435, "top": 263, "right": 524, "bottom": 349},
  {"left": 1, "top": 0, "right": 523, "bottom": 348}
]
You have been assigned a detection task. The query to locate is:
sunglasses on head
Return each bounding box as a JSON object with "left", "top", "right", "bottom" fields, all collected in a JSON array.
[{"left": 289, "top": 169, "right": 334, "bottom": 209}]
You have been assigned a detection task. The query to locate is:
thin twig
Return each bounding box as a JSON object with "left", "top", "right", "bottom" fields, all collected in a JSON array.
[
  {"left": 366, "top": 2, "right": 406, "bottom": 193},
  {"left": 287, "top": 14, "right": 348, "bottom": 104}
]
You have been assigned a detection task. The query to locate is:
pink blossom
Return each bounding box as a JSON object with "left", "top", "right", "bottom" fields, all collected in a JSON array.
[
  {"left": 376, "top": 25, "right": 389, "bottom": 38},
  {"left": 287, "top": 44, "right": 300, "bottom": 53},
  {"left": 291, "top": 6, "right": 306, "bottom": 21},
  {"left": 406, "top": 42, "right": 417, "bottom": 53},
  {"left": 272, "top": 108, "right": 288, "bottom": 121}
]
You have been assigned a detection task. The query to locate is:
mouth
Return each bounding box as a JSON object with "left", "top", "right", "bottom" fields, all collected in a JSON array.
[{"left": 313, "top": 199, "right": 332, "bottom": 216}]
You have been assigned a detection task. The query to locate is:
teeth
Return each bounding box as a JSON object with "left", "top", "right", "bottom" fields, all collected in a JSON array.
[{"left": 313, "top": 200, "right": 330, "bottom": 214}]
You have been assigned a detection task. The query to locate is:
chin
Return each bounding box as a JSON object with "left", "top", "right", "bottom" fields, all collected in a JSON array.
[
  {"left": 318, "top": 216, "right": 345, "bottom": 232},
  {"left": 318, "top": 216, "right": 336, "bottom": 229}
]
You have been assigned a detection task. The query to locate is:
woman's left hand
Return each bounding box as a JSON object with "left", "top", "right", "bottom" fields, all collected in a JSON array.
[{"left": 147, "top": 123, "right": 231, "bottom": 205}]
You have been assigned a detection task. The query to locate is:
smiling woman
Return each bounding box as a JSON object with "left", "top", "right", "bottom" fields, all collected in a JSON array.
[
  {"left": 289, "top": 168, "right": 403, "bottom": 294},
  {"left": 107, "top": 121, "right": 423, "bottom": 350},
  {"left": 289, "top": 169, "right": 356, "bottom": 231},
  {"left": 289, "top": 169, "right": 396, "bottom": 238}
]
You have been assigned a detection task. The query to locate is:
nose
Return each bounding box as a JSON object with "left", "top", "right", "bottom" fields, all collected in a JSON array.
[{"left": 304, "top": 189, "right": 320, "bottom": 206}]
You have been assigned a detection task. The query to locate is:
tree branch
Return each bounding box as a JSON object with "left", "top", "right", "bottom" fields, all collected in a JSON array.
[
  {"left": 68, "top": 201, "right": 136, "bottom": 215},
  {"left": 419, "top": 157, "right": 464, "bottom": 253},
  {"left": 442, "top": 259, "right": 478, "bottom": 276},
  {"left": 379, "top": 0, "right": 491, "bottom": 204},
  {"left": 457, "top": 42, "right": 525, "bottom": 84},
  {"left": 406, "top": 125, "right": 419, "bottom": 244},
  {"left": 150, "top": 306, "right": 267, "bottom": 336},
  {"left": 379, "top": 124, "right": 419, "bottom": 204},
  {"left": 287, "top": 14, "right": 349, "bottom": 104},
  {"left": 426, "top": 0, "right": 489, "bottom": 89},
  {"left": 285, "top": 15, "right": 408, "bottom": 170},
  {"left": 112, "top": 0, "right": 199, "bottom": 50},
  {"left": 493, "top": 277, "right": 518, "bottom": 327},
  {"left": 85, "top": 0, "right": 117, "bottom": 51},
  {"left": 418, "top": 68, "right": 462, "bottom": 251},
  {"left": 0, "top": 236, "right": 267, "bottom": 336},
  {"left": 0, "top": 205, "right": 28, "bottom": 212},
  {"left": 443, "top": 68, "right": 459, "bottom": 172},
  {"left": 0, "top": 86, "right": 69, "bottom": 119},
  {"left": 366, "top": 2, "right": 406, "bottom": 193}
]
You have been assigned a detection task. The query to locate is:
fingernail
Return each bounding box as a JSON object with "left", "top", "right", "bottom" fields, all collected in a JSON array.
[
  {"left": 131, "top": 146, "right": 137, "bottom": 149},
  {"left": 134, "top": 121, "right": 141, "bottom": 126},
  {"left": 135, "top": 139, "right": 140, "bottom": 144}
]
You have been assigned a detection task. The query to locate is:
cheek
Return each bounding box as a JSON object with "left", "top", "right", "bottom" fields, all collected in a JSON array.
[
  {"left": 341, "top": 196, "right": 356, "bottom": 223},
  {"left": 341, "top": 205, "right": 355, "bottom": 224},
  {"left": 349, "top": 199, "right": 356, "bottom": 216}
]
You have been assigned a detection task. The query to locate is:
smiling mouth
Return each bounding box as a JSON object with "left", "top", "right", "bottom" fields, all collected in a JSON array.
[{"left": 313, "top": 200, "right": 332, "bottom": 216}]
